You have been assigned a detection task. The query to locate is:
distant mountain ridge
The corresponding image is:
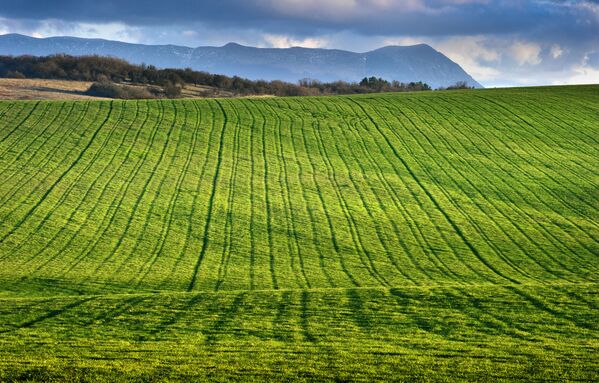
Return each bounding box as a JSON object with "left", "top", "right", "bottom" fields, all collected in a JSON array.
[{"left": 0, "top": 33, "right": 482, "bottom": 89}]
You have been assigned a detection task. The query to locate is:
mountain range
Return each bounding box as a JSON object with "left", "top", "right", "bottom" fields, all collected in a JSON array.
[{"left": 0, "top": 33, "right": 482, "bottom": 89}]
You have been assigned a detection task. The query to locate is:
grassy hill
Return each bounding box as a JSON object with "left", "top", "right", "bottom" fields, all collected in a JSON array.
[{"left": 0, "top": 86, "right": 597, "bottom": 381}]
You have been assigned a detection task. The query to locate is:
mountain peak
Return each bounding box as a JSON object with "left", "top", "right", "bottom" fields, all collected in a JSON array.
[{"left": 222, "top": 42, "right": 244, "bottom": 49}]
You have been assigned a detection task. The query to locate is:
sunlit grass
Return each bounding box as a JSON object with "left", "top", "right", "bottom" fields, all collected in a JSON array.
[{"left": 0, "top": 85, "right": 597, "bottom": 381}]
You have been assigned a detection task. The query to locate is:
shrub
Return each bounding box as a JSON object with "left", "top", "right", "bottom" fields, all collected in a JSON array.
[
  {"left": 163, "top": 81, "right": 182, "bottom": 98},
  {"left": 443, "top": 81, "right": 474, "bottom": 90},
  {"left": 85, "top": 81, "right": 155, "bottom": 99}
]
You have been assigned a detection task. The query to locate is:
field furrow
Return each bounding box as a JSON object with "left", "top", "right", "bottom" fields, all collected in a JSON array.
[
  {"left": 0, "top": 102, "right": 85, "bottom": 207},
  {"left": 390, "top": 97, "right": 576, "bottom": 280},
  {"left": 278, "top": 98, "right": 338, "bottom": 287},
  {"left": 275, "top": 102, "right": 312, "bottom": 287},
  {"left": 57, "top": 102, "right": 165, "bottom": 282},
  {"left": 0, "top": 101, "right": 116, "bottom": 246},
  {"left": 187, "top": 100, "right": 228, "bottom": 291},
  {"left": 417, "top": 95, "right": 598, "bottom": 273},
  {"left": 28, "top": 101, "right": 149, "bottom": 278},
  {"left": 12, "top": 101, "right": 135, "bottom": 271},
  {"left": 214, "top": 99, "right": 243, "bottom": 291},
  {"left": 0, "top": 102, "right": 67, "bottom": 175},
  {"left": 0, "top": 101, "right": 40, "bottom": 145}
]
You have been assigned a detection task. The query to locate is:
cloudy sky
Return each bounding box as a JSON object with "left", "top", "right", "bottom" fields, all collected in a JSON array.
[{"left": 0, "top": 0, "right": 598, "bottom": 87}]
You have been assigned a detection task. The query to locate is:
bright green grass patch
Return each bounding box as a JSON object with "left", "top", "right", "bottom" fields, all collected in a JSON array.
[{"left": 0, "top": 85, "right": 597, "bottom": 381}]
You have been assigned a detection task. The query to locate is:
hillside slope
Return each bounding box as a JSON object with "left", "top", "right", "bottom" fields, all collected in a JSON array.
[
  {"left": 0, "top": 86, "right": 597, "bottom": 381},
  {"left": 0, "top": 33, "right": 482, "bottom": 88}
]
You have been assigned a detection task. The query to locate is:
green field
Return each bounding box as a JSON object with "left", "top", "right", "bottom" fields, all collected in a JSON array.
[{"left": 0, "top": 85, "right": 597, "bottom": 381}]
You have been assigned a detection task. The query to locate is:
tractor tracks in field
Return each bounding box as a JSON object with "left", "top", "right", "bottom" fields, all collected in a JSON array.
[
  {"left": 15, "top": 101, "right": 134, "bottom": 269},
  {"left": 273, "top": 99, "right": 337, "bottom": 288},
  {"left": 187, "top": 99, "right": 228, "bottom": 292},
  {"left": 0, "top": 101, "right": 116, "bottom": 247},
  {"left": 348, "top": 97, "right": 518, "bottom": 285},
  {"left": 58, "top": 101, "right": 165, "bottom": 275},
  {"left": 214, "top": 99, "right": 243, "bottom": 291},
  {"left": 27, "top": 101, "right": 149, "bottom": 274}
]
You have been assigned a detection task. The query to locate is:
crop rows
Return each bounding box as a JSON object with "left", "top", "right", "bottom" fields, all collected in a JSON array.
[
  {"left": 0, "top": 89, "right": 598, "bottom": 294},
  {"left": 0, "top": 85, "right": 597, "bottom": 380}
]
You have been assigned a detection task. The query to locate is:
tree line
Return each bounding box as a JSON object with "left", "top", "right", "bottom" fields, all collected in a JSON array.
[{"left": 0, "top": 54, "right": 436, "bottom": 98}]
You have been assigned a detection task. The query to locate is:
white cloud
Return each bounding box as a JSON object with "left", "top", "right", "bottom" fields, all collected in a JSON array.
[
  {"left": 560, "top": 64, "right": 599, "bottom": 84},
  {"left": 13, "top": 20, "right": 144, "bottom": 43},
  {"left": 550, "top": 44, "right": 563, "bottom": 59},
  {"left": 0, "top": 22, "right": 9, "bottom": 35},
  {"left": 437, "top": 38, "right": 501, "bottom": 81},
  {"left": 572, "top": 0, "right": 599, "bottom": 22},
  {"left": 510, "top": 41, "right": 542, "bottom": 66},
  {"left": 379, "top": 34, "right": 597, "bottom": 87},
  {"left": 262, "top": 33, "right": 329, "bottom": 48}
]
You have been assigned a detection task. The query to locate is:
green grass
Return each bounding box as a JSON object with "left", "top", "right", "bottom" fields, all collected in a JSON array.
[{"left": 0, "top": 85, "right": 597, "bottom": 381}]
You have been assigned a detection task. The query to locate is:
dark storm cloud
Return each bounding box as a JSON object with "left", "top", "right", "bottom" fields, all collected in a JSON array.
[
  {"left": 0, "top": 1, "right": 265, "bottom": 25},
  {"left": 1, "top": 0, "right": 597, "bottom": 86},
  {"left": 0, "top": 0, "right": 592, "bottom": 37}
]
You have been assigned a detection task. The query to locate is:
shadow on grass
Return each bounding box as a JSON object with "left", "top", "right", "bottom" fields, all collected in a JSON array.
[
  {"left": 28, "top": 86, "right": 90, "bottom": 97},
  {"left": 0, "top": 297, "right": 94, "bottom": 334},
  {"left": 204, "top": 292, "right": 247, "bottom": 344},
  {"left": 300, "top": 290, "right": 316, "bottom": 343},
  {"left": 272, "top": 290, "right": 294, "bottom": 342}
]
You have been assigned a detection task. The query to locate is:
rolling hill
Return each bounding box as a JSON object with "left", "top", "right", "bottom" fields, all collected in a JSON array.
[
  {"left": 0, "top": 33, "right": 482, "bottom": 89},
  {"left": 0, "top": 86, "right": 597, "bottom": 381}
]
